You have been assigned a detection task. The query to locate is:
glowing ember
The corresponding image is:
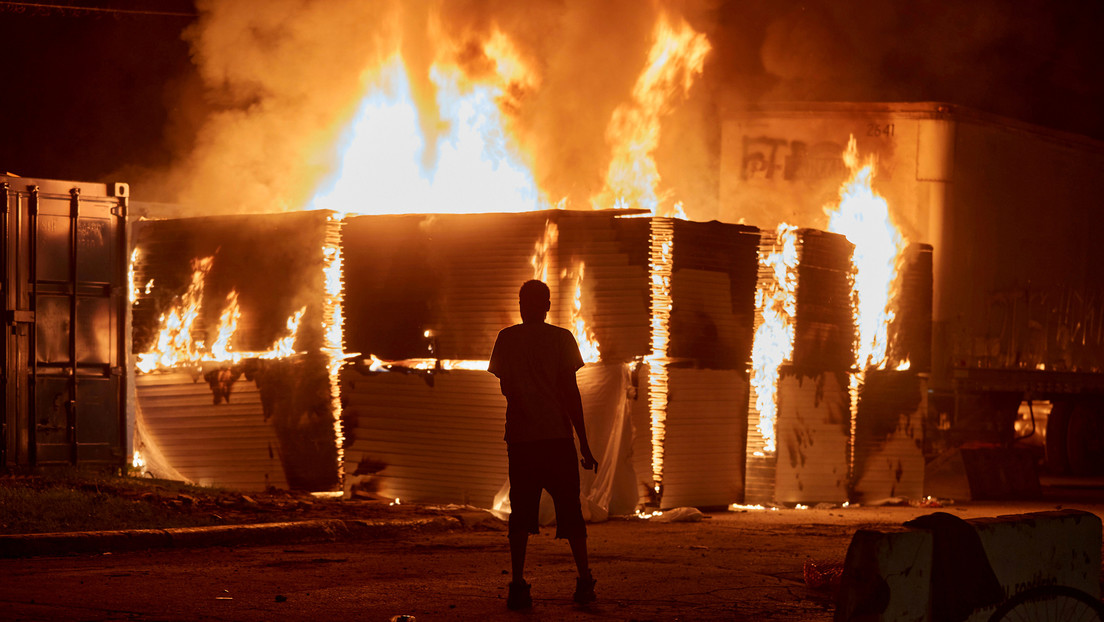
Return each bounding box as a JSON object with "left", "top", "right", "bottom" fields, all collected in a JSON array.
[
  {"left": 646, "top": 218, "right": 674, "bottom": 492},
  {"left": 366, "top": 356, "right": 490, "bottom": 373},
  {"left": 749, "top": 224, "right": 799, "bottom": 454},
  {"left": 826, "top": 136, "right": 906, "bottom": 371},
  {"left": 593, "top": 12, "right": 710, "bottom": 216},
  {"left": 568, "top": 261, "right": 601, "bottom": 363},
  {"left": 728, "top": 503, "right": 777, "bottom": 512}
]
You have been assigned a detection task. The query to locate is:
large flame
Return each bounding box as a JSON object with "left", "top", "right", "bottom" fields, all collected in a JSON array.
[
  {"left": 593, "top": 12, "right": 711, "bottom": 216},
  {"left": 530, "top": 220, "right": 559, "bottom": 284},
  {"left": 311, "top": 27, "right": 543, "bottom": 216},
  {"left": 134, "top": 255, "right": 310, "bottom": 374},
  {"left": 135, "top": 256, "right": 214, "bottom": 373},
  {"left": 826, "top": 136, "right": 906, "bottom": 371},
  {"left": 749, "top": 224, "right": 799, "bottom": 455},
  {"left": 567, "top": 261, "right": 601, "bottom": 363}
]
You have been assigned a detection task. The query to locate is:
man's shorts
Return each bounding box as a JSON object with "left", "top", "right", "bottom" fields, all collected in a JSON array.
[{"left": 507, "top": 437, "right": 587, "bottom": 540}]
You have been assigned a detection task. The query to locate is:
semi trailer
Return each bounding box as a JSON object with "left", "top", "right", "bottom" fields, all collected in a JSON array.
[{"left": 719, "top": 101, "right": 1104, "bottom": 476}]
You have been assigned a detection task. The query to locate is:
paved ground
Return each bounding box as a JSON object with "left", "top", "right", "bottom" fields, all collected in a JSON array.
[{"left": 2, "top": 488, "right": 1102, "bottom": 621}]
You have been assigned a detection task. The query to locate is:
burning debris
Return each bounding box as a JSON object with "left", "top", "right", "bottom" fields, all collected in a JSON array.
[
  {"left": 131, "top": 212, "right": 343, "bottom": 491},
  {"left": 125, "top": 2, "right": 936, "bottom": 510}
]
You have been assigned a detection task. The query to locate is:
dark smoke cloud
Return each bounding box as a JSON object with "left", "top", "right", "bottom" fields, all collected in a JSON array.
[{"left": 713, "top": 0, "right": 1104, "bottom": 139}]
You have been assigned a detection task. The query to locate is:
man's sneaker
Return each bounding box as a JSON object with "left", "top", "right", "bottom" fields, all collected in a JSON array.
[
  {"left": 507, "top": 580, "right": 532, "bottom": 610},
  {"left": 573, "top": 575, "right": 597, "bottom": 605}
]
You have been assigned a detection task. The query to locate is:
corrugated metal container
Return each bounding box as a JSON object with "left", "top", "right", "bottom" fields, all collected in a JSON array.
[
  {"left": 343, "top": 212, "right": 758, "bottom": 511},
  {"left": 135, "top": 371, "right": 288, "bottom": 490},
  {"left": 773, "top": 369, "right": 851, "bottom": 504},
  {"left": 629, "top": 366, "right": 750, "bottom": 509},
  {"left": 342, "top": 210, "right": 651, "bottom": 363},
  {"left": 661, "top": 368, "right": 748, "bottom": 509},
  {"left": 2, "top": 176, "right": 129, "bottom": 469},
  {"left": 131, "top": 211, "right": 341, "bottom": 491},
  {"left": 669, "top": 219, "right": 760, "bottom": 368},
  {"left": 341, "top": 368, "right": 508, "bottom": 506},
  {"left": 342, "top": 361, "right": 637, "bottom": 511},
  {"left": 850, "top": 369, "right": 926, "bottom": 501}
]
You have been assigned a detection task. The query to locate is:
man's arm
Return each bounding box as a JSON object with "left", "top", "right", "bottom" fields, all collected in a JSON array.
[{"left": 561, "top": 369, "right": 597, "bottom": 472}]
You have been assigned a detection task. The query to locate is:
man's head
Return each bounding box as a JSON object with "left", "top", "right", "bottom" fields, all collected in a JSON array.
[{"left": 519, "top": 280, "right": 551, "bottom": 323}]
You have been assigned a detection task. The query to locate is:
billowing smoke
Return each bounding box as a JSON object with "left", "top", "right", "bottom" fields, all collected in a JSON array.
[
  {"left": 142, "top": 0, "right": 1102, "bottom": 219},
  {"left": 733, "top": 0, "right": 1103, "bottom": 133},
  {"left": 148, "top": 0, "right": 721, "bottom": 219}
]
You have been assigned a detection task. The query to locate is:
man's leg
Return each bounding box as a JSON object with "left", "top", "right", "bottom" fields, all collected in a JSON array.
[
  {"left": 568, "top": 535, "right": 590, "bottom": 579},
  {"left": 510, "top": 532, "right": 529, "bottom": 583},
  {"left": 506, "top": 444, "right": 539, "bottom": 610}
]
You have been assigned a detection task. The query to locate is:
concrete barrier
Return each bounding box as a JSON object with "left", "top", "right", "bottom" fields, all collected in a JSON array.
[{"left": 835, "top": 509, "right": 1102, "bottom": 622}]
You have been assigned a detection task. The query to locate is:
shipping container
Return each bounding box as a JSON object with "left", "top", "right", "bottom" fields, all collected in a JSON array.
[
  {"left": 721, "top": 102, "right": 1104, "bottom": 475},
  {"left": 1, "top": 176, "right": 128, "bottom": 470}
]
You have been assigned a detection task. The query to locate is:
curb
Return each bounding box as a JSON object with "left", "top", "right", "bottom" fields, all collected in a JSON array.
[{"left": 0, "top": 515, "right": 463, "bottom": 559}]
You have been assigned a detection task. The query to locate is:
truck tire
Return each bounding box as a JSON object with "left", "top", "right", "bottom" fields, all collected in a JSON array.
[
  {"left": 1046, "top": 401, "right": 1073, "bottom": 475},
  {"left": 1066, "top": 401, "right": 1104, "bottom": 476}
]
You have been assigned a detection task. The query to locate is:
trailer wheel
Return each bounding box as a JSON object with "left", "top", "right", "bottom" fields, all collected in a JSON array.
[
  {"left": 1066, "top": 401, "right": 1104, "bottom": 476},
  {"left": 1045, "top": 401, "right": 1073, "bottom": 475}
]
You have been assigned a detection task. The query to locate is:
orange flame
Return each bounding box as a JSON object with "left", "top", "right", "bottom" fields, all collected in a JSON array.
[
  {"left": 135, "top": 256, "right": 214, "bottom": 373},
  {"left": 209, "top": 290, "right": 242, "bottom": 360},
  {"left": 567, "top": 261, "right": 601, "bottom": 363},
  {"left": 530, "top": 220, "right": 559, "bottom": 284},
  {"left": 826, "top": 136, "right": 906, "bottom": 371},
  {"left": 311, "top": 27, "right": 543, "bottom": 217},
  {"left": 594, "top": 12, "right": 710, "bottom": 216},
  {"left": 128, "top": 248, "right": 140, "bottom": 304},
  {"left": 134, "top": 256, "right": 312, "bottom": 373},
  {"left": 749, "top": 224, "right": 799, "bottom": 454}
]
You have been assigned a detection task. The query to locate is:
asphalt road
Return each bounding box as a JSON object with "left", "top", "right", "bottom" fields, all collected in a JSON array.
[{"left": 2, "top": 494, "right": 1102, "bottom": 622}]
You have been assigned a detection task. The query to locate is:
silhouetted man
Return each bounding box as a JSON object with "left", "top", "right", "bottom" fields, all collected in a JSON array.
[{"left": 488, "top": 279, "right": 598, "bottom": 610}]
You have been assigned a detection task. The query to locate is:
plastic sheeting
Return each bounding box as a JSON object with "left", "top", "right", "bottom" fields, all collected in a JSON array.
[{"left": 491, "top": 362, "right": 640, "bottom": 521}]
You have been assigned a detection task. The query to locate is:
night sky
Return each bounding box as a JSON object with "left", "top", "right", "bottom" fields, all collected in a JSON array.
[{"left": 1, "top": 0, "right": 1101, "bottom": 201}]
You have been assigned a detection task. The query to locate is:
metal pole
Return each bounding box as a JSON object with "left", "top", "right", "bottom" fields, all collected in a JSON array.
[{"left": 68, "top": 187, "right": 80, "bottom": 465}]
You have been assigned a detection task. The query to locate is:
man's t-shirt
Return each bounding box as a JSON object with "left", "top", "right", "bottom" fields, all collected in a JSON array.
[{"left": 488, "top": 321, "right": 584, "bottom": 444}]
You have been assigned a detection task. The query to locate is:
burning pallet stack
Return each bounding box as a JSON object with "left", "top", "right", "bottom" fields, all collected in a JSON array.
[
  {"left": 745, "top": 228, "right": 855, "bottom": 505},
  {"left": 745, "top": 232, "right": 932, "bottom": 505},
  {"left": 130, "top": 209, "right": 931, "bottom": 510},
  {"left": 340, "top": 211, "right": 760, "bottom": 510},
  {"left": 849, "top": 244, "right": 932, "bottom": 502},
  {"left": 131, "top": 211, "right": 342, "bottom": 491}
]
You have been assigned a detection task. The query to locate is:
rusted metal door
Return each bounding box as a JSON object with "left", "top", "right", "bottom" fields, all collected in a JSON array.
[{"left": 2, "top": 177, "right": 128, "bottom": 469}]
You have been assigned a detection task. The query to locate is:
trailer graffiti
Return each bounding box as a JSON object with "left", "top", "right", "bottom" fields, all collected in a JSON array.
[{"left": 741, "top": 136, "right": 847, "bottom": 181}]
